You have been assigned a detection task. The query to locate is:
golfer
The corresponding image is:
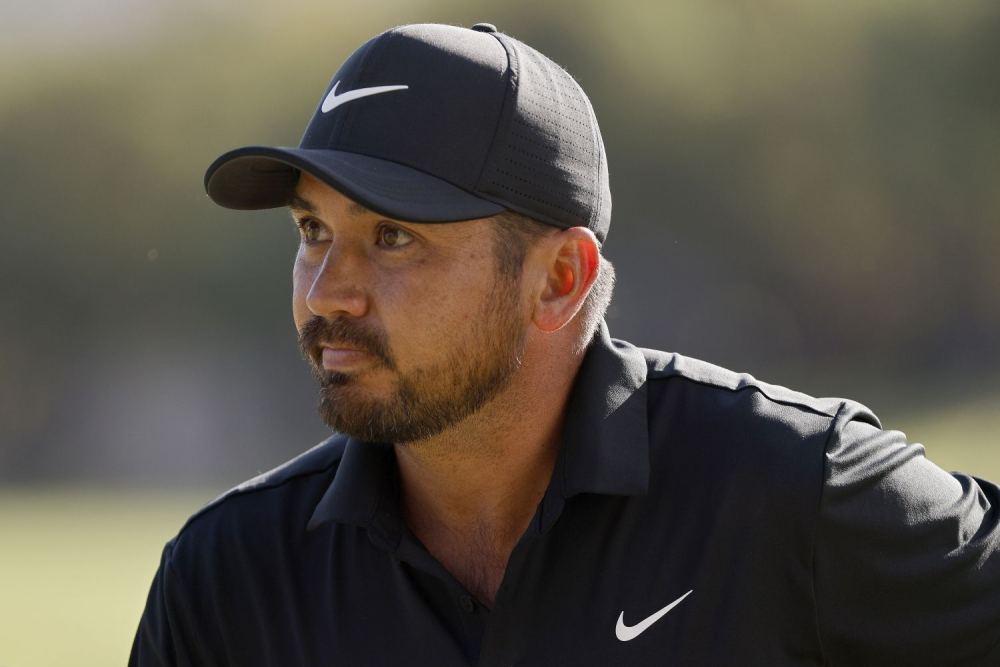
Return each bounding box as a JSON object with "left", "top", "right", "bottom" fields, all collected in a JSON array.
[{"left": 131, "top": 23, "right": 1000, "bottom": 666}]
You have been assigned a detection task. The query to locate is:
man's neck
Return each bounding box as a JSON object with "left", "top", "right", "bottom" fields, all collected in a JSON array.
[
  {"left": 395, "top": 396, "right": 566, "bottom": 536},
  {"left": 393, "top": 340, "right": 583, "bottom": 605}
]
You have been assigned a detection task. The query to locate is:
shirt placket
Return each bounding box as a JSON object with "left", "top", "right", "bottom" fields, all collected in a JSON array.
[{"left": 476, "top": 485, "right": 567, "bottom": 667}]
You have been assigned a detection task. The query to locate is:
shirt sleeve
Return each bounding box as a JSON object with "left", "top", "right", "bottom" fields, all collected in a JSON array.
[
  {"left": 130, "top": 540, "right": 210, "bottom": 667},
  {"left": 813, "top": 401, "right": 1000, "bottom": 666}
]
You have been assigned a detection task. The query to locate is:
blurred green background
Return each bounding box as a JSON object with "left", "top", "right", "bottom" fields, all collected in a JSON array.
[{"left": 1, "top": 0, "right": 998, "bottom": 664}]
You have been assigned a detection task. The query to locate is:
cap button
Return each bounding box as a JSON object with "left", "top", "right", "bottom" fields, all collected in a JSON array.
[{"left": 471, "top": 23, "right": 497, "bottom": 33}]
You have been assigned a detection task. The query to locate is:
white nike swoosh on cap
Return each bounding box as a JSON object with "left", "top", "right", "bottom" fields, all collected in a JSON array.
[
  {"left": 321, "top": 81, "right": 409, "bottom": 113},
  {"left": 615, "top": 590, "right": 693, "bottom": 642}
]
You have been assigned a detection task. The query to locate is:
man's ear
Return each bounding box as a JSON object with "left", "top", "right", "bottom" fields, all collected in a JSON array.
[{"left": 531, "top": 227, "right": 600, "bottom": 333}]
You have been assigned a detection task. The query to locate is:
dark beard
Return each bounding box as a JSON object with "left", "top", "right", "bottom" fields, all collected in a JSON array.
[{"left": 298, "top": 272, "right": 527, "bottom": 444}]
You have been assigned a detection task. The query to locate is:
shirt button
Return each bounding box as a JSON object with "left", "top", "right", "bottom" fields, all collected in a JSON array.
[{"left": 459, "top": 595, "right": 475, "bottom": 613}]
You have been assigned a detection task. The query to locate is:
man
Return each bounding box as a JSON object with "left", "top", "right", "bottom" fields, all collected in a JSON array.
[{"left": 131, "top": 23, "right": 1000, "bottom": 666}]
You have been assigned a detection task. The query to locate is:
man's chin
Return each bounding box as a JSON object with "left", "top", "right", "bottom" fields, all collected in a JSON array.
[
  {"left": 315, "top": 384, "right": 438, "bottom": 444},
  {"left": 316, "top": 384, "right": 390, "bottom": 435}
]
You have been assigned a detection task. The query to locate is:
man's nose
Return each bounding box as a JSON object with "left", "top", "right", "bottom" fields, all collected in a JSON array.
[{"left": 304, "top": 242, "right": 370, "bottom": 320}]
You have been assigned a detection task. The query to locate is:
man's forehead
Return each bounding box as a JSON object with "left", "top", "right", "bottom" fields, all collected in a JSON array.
[{"left": 287, "top": 177, "right": 372, "bottom": 219}]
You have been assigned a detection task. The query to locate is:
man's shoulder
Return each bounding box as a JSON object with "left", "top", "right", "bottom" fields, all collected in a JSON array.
[
  {"left": 632, "top": 344, "right": 883, "bottom": 465},
  {"left": 169, "top": 434, "right": 349, "bottom": 550},
  {"left": 641, "top": 346, "right": 845, "bottom": 418},
  {"left": 631, "top": 344, "right": 875, "bottom": 512}
]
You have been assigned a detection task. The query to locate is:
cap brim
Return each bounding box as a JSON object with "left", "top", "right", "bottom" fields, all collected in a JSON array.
[{"left": 204, "top": 146, "right": 506, "bottom": 223}]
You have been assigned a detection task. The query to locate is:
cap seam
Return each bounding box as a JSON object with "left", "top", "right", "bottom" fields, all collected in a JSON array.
[
  {"left": 586, "top": 88, "right": 603, "bottom": 228},
  {"left": 473, "top": 31, "right": 518, "bottom": 197}
]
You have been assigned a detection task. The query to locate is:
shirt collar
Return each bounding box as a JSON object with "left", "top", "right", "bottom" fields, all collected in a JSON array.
[
  {"left": 558, "top": 319, "right": 650, "bottom": 498},
  {"left": 306, "top": 438, "right": 396, "bottom": 532},
  {"left": 307, "top": 319, "right": 650, "bottom": 532}
]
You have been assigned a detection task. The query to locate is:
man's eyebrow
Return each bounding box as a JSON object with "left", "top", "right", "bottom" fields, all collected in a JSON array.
[
  {"left": 286, "top": 193, "right": 373, "bottom": 218},
  {"left": 287, "top": 194, "right": 318, "bottom": 215}
]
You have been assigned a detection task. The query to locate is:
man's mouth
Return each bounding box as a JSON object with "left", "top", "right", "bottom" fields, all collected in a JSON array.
[
  {"left": 320, "top": 345, "right": 375, "bottom": 371},
  {"left": 298, "top": 315, "right": 395, "bottom": 372}
]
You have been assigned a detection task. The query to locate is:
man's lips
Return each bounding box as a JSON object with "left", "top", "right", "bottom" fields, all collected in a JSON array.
[{"left": 320, "top": 346, "right": 375, "bottom": 370}]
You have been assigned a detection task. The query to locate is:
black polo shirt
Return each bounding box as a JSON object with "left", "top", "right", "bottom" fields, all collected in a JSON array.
[{"left": 131, "top": 321, "right": 1000, "bottom": 666}]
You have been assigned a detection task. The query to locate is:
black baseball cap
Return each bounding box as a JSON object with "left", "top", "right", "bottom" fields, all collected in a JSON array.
[{"left": 204, "top": 23, "right": 611, "bottom": 243}]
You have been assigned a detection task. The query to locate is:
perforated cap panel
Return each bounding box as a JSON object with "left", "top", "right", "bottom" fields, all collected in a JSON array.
[{"left": 477, "top": 34, "right": 611, "bottom": 243}]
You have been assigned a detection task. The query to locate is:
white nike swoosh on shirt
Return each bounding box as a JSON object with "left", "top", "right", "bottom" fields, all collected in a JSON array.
[
  {"left": 321, "top": 81, "right": 409, "bottom": 113},
  {"left": 615, "top": 590, "right": 693, "bottom": 642}
]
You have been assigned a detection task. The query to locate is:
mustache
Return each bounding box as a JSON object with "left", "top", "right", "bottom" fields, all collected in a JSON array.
[{"left": 298, "top": 316, "right": 396, "bottom": 371}]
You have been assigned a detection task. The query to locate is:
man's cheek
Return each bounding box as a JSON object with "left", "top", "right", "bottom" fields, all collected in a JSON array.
[{"left": 291, "top": 266, "right": 314, "bottom": 326}]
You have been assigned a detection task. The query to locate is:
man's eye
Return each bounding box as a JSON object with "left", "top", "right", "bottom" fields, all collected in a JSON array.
[
  {"left": 296, "top": 218, "right": 323, "bottom": 243},
  {"left": 377, "top": 225, "right": 413, "bottom": 248}
]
